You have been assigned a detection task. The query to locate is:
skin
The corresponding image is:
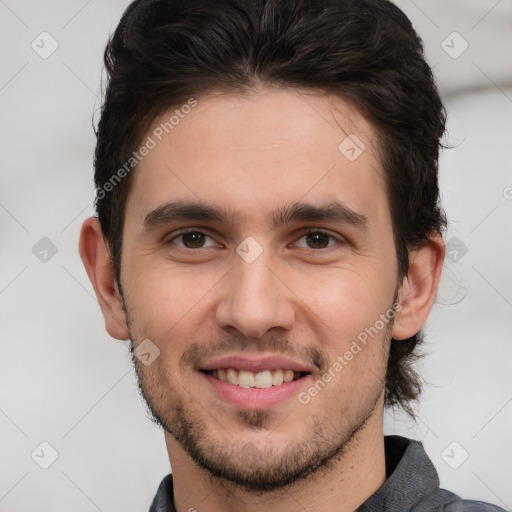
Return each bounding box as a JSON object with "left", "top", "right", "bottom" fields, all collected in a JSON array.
[{"left": 79, "top": 86, "right": 444, "bottom": 512}]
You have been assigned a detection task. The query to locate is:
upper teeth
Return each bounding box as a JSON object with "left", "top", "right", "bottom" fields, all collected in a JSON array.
[{"left": 212, "top": 368, "right": 298, "bottom": 388}]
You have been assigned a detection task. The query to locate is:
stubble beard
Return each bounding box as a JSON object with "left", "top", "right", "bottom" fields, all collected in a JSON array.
[{"left": 128, "top": 341, "right": 388, "bottom": 494}]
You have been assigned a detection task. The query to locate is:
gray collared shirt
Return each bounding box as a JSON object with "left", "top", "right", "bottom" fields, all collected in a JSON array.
[{"left": 149, "top": 435, "right": 508, "bottom": 511}]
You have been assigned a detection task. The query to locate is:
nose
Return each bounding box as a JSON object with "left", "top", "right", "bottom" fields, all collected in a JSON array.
[{"left": 215, "top": 249, "right": 296, "bottom": 340}]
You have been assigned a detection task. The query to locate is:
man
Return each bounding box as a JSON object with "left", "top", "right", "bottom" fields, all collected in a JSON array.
[{"left": 78, "top": 0, "right": 507, "bottom": 511}]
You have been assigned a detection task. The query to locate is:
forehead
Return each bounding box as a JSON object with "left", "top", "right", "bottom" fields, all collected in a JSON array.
[{"left": 125, "top": 87, "right": 388, "bottom": 233}]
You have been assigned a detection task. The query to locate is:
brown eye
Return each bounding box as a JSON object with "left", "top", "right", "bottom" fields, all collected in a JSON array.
[
  {"left": 168, "top": 230, "right": 217, "bottom": 249},
  {"left": 181, "top": 232, "right": 206, "bottom": 248},
  {"left": 305, "top": 232, "right": 331, "bottom": 249},
  {"left": 295, "top": 229, "right": 343, "bottom": 249}
]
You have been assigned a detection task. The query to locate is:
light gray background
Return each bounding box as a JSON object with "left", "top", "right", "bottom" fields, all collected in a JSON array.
[{"left": 1, "top": 1, "right": 511, "bottom": 511}]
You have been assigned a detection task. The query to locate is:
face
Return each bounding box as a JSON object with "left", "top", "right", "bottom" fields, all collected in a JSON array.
[{"left": 119, "top": 87, "right": 400, "bottom": 490}]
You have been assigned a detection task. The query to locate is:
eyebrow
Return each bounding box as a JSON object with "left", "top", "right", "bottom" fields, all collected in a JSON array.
[{"left": 142, "top": 199, "right": 368, "bottom": 232}]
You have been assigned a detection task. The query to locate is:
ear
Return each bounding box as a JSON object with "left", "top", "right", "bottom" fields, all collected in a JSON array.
[
  {"left": 78, "top": 217, "right": 130, "bottom": 340},
  {"left": 392, "top": 232, "right": 445, "bottom": 341}
]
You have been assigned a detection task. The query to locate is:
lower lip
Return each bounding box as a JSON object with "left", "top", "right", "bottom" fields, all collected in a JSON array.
[{"left": 201, "top": 372, "right": 311, "bottom": 409}]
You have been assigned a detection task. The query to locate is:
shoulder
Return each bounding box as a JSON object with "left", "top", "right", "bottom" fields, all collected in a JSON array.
[
  {"left": 414, "top": 487, "right": 510, "bottom": 512},
  {"left": 380, "top": 437, "right": 509, "bottom": 512},
  {"left": 457, "top": 499, "right": 509, "bottom": 512}
]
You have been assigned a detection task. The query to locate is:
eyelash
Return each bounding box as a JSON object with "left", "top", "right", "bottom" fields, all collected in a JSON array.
[{"left": 166, "top": 228, "right": 346, "bottom": 251}]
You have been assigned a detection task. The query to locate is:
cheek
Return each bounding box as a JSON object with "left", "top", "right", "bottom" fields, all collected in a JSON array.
[
  {"left": 124, "top": 264, "right": 221, "bottom": 345},
  {"left": 292, "top": 266, "right": 395, "bottom": 346}
]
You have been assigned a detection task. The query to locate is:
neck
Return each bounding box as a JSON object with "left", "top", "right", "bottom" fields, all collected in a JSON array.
[{"left": 166, "top": 405, "right": 386, "bottom": 512}]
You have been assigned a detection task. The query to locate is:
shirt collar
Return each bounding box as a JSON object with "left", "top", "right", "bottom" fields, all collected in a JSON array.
[{"left": 356, "top": 435, "right": 440, "bottom": 512}]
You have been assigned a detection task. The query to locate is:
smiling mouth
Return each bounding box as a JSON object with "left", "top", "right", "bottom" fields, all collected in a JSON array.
[{"left": 201, "top": 368, "right": 309, "bottom": 388}]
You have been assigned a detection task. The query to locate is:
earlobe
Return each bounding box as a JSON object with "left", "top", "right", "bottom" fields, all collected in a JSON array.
[
  {"left": 78, "top": 217, "right": 130, "bottom": 340},
  {"left": 391, "top": 233, "right": 445, "bottom": 341}
]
